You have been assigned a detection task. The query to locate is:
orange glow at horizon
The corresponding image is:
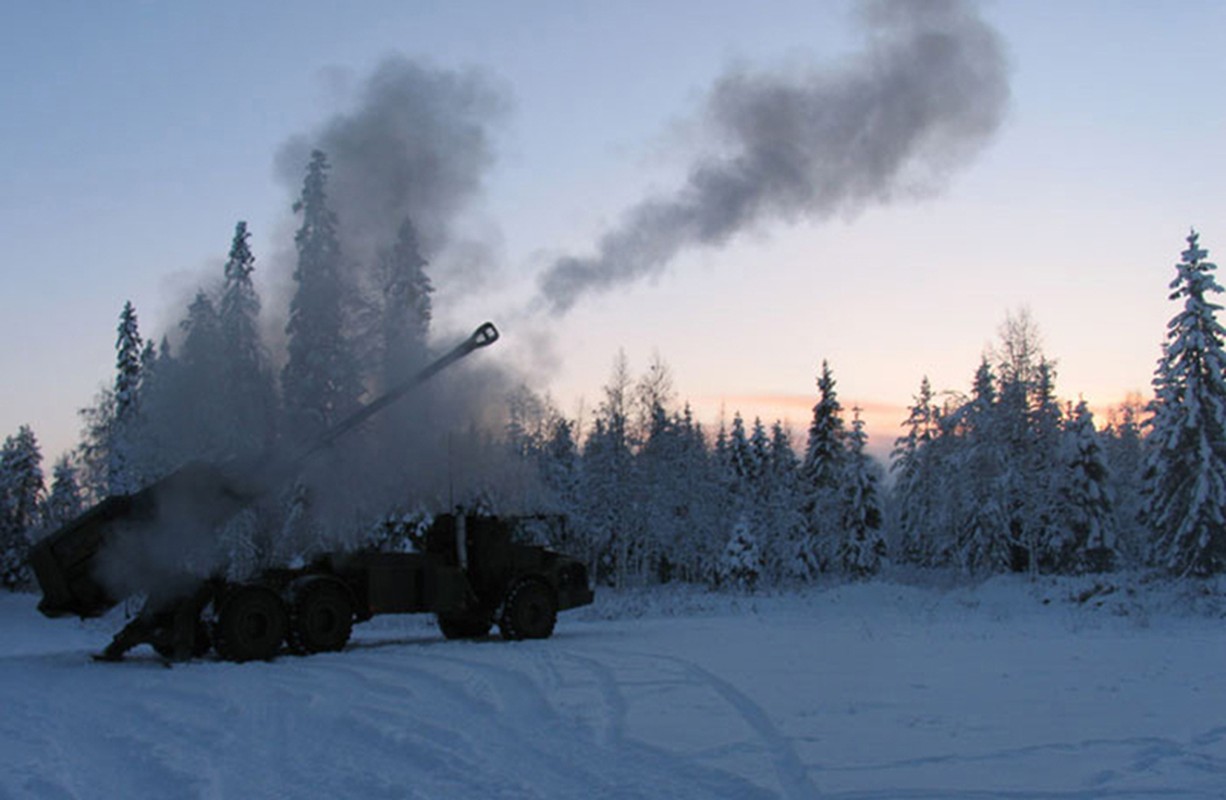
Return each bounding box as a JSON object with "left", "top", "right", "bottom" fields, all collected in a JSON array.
[{"left": 687, "top": 393, "right": 1147, "bottom": 462}]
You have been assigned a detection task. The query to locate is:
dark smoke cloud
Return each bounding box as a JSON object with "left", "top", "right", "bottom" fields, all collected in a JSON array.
[
  {"left": 536, "top": 0, "right": 1010, "bottom": 314},
  {"left": 275, "top": 56, "right": 509, "bottom": 264}
]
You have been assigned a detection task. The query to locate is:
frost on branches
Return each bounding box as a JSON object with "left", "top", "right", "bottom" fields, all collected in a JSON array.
[{"left": 1144, "top": 231, "right": 1226, "bottom": 576}]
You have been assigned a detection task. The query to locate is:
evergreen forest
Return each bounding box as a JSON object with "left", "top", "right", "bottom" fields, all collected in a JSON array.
[{"left": 3, "top": 150, "right": 1224, "bottom": 593}]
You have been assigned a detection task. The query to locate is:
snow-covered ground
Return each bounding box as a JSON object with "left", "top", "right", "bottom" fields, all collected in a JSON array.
[{"left": 1, "top": 574, "right": 1224, "bottom": 799}]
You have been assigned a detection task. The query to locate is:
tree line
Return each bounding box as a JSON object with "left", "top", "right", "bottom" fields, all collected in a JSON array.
[
  {"left": 2, "top": 174, "right": 1224, "bottom": 590},
  {"left": 499, "top": 231, "right": 1226, "bottom": 586}
]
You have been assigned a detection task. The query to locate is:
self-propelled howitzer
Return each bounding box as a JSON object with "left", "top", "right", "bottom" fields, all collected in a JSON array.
[
  {"left": 31, "top": 322, "right": 500, "bottom": 621},
  {"left": 29, "top": 321, "right": 593, "bottom": 662}
]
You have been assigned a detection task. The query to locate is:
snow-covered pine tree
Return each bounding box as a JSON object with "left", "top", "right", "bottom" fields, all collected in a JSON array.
[
  {"left": 761, "top": 421, "right": 805, "bottom": 584},
  {"left": 955, "top": 357, "right": 1011, "bottom": 573},
  {"left": 634, "top": 370, "right": 686, "bottom": 582},
  {"left": 803, "top": 361, "right": 847, "bottom": 489},
  {"left": 672, "top": 404, "right": 726, "bottom": 585},
  {"left": 719, "top": 514, "right": 761, "bottom": 592},
  {"left": 177, "top": 290, "right": 226, "bottom": 460},
  {"left": 218, "top": 220, "right": 277, "bottom": 458},
  {"left": 727, "top": 413, "right": 754, "bottom": 493},
  {"left": 800, "top": 360, "right": 846, "bottom": 570},
  {"left": 1027, "top": 358, "right": 1066, "bottom": 572},
  {"left": 748, "top": 418, "right": 770, "bottom": 487},
  {"left": 838, "top": 409, "right": 885, "bottom": 576},
  {"left": 109, "top": 301, "right": 144, "bottom": 495},
  {"left": 79, "top": 301, "right": 145, "bottom": 497},
  {"left": 1062, "top": 400, "right": 1116, "bottom": 572},
  {"left": 282, "top": 150, "right": 364, "bottom": 443},
  {"left": 1103, "top": 394, "right": 1147, "bottom": 565},
  {"left": 539, "top": 417, "right": 581, "bottom": 521},
  {"left": 0, "top": 426, "right": 44, "bottom": 589},
  {"left": 991, "top": 311, "right": 1059, "bottom": 574},
  {"left": 891, "top": 375, "right": 942, "bottom": 564},
  {"left": 580, "top": 352, "right": 638, "bottom": 587},
  {"left": 1144, "top": 230, "right": 1226, "bottom": 575},
  {"left": 130, "top": 336, "right": 179, "bottom": 482},
  {"left": 42, "top": 455, "right": 83, "bottom": 533}
]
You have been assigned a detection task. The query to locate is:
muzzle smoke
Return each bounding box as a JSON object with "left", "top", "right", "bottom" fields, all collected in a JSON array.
[{"left": 535, "top": 0, "right": 1010, "bottom": 314}]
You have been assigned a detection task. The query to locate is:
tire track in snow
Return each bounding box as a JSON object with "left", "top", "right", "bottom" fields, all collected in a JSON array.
[
  {"left": 661, "top": 654, "right": 818, "bottom": 800},
  {"left": 555, "top": 652, "right": 629, "bottom": 746},
  {"left": 569, "top": 646, "right": 817, "bottom": 799},
  {"left": 329, "top": 648, "right": 607, "bottom": 797},
  {"left": 350, "top": 643, "right": 775, "bottom": 798}
]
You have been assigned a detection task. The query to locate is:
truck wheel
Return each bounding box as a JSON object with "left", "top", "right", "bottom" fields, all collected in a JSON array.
[
  {"left": 288, "top": 585, "right": 354, "bottom": 654},
  {"left": 214, "top": 586, "right": 286, "bottom": 662},
  {"left": 499, "top": 579, "right": 557, "bottom": 641},
  {"left": 436, "top": 612, "right": 493, "bottom": 640}
]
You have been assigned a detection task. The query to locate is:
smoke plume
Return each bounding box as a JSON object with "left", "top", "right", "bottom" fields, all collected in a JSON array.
[
  {"left": 275, "top": 56, "right": 508, "bottom": 266},
  {"left": 536, "top": 0, "right": 1010, "bottom": 314}
]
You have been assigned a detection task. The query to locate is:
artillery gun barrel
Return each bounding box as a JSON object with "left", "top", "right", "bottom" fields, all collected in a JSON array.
[
  {"left": 291, "top": 321, "right": 499, "bottom": 466},
  {"left": 31, "top": 322, "right": 500, "bottom": 619}
]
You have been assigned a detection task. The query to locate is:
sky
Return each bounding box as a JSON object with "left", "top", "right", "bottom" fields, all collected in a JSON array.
[{"left": 2, "top": 0, "right": 1225, "bottom": 464}]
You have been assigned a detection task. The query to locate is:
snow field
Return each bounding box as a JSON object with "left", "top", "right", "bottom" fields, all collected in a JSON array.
[{"left": 0, "top": 575, "right": 1223, "bottom": 799}]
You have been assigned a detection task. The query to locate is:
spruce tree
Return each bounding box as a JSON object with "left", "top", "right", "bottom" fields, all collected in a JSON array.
[
  {"left": 42, "top": 455, "right": 83, "bottom": 532},
  {"left": 839, "top": 410, "right": 885, "bottom": 576},
  {"left": 540, "top": 417, "right": 581, "bottom": 521},
  {"left": 178, "top": 291, "right": 226, "bottom": 459},
  {"left": 800, "top": 360, "right": 846, "bottom": 570},
  {"left": 1144, "top": 230, "right": 1226, "bottom": 575},
  {"left": 1103, "top": 395, "right": 1147, "bottom": 564},
  {"left": 131, "top": 336, "right": 178, "bottom": 481},
  {"left": 720, "top": 514, "right": 761, "bottom": 591},
  {"left": 763, "top": 421, "right": 806, "bottom": 583},
  {"left": 891, "top": 376, "right": 941, "bottom": 564},
  {"left": 727, "top": 413, "right": 754, "bottom": 490},
  {"left": 580, "top": 353, "right": 637, "bottom": 586},
  {"left": 282, "top": 150, "right": 363, "bottom": 443},
  {"left": 1063, "top": 400, "right": 1116, "bottom": 571},
  {"left": 803, "top": 361, "right": 847, "bottom": 489},
  {"left": 218, "top": 220, "right": 276, "bottom": 457},
  {"left": 673, "top": 404, "right": 725, "bottom": 584},
  {"left": 1029, "top": 360, "right": 1066, "bottom": 569},
  {"left": 636, "top": 388, "right": 687, "bottom": 582},
  {"left": 0, "top": 426, "right": 44, "bottom": 589},
  {"left": 957, "top": 357, "right": 1011, "bottom": 573},
  {"left": 113, "top": 301, "right": 144, "bottom": 492}
]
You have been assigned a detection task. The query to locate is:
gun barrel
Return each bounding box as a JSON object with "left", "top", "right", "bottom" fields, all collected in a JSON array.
[{"left": 294, "top": 321, "right": 499, "bottom": 463}]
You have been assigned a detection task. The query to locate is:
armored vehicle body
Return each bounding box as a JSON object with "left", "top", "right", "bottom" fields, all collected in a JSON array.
[{"left": 29, "top": 322, "right": 594, "bottom": 661}]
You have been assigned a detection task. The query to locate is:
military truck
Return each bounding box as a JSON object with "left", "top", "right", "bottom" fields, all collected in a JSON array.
[{"left": 29, "top": 322, "right": 594, "bottom": 661}]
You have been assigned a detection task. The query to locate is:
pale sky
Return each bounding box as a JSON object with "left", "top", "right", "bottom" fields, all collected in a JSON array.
[{"left": 2, "top": 0, "right": 1225, "bottom": 463}]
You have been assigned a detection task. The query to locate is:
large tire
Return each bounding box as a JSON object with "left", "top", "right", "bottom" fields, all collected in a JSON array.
[
  {"left": 436, "top": 612, "right": 493, "bottom": 640},
  {"left": 288, "top": 583, "right": 354, "bottom": 655},
  {"left": 214, "top": 586, "right": 287, "bottom": 662},
  {"left": 499, "top": 579, "right": 557, "bottom": 641}
]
